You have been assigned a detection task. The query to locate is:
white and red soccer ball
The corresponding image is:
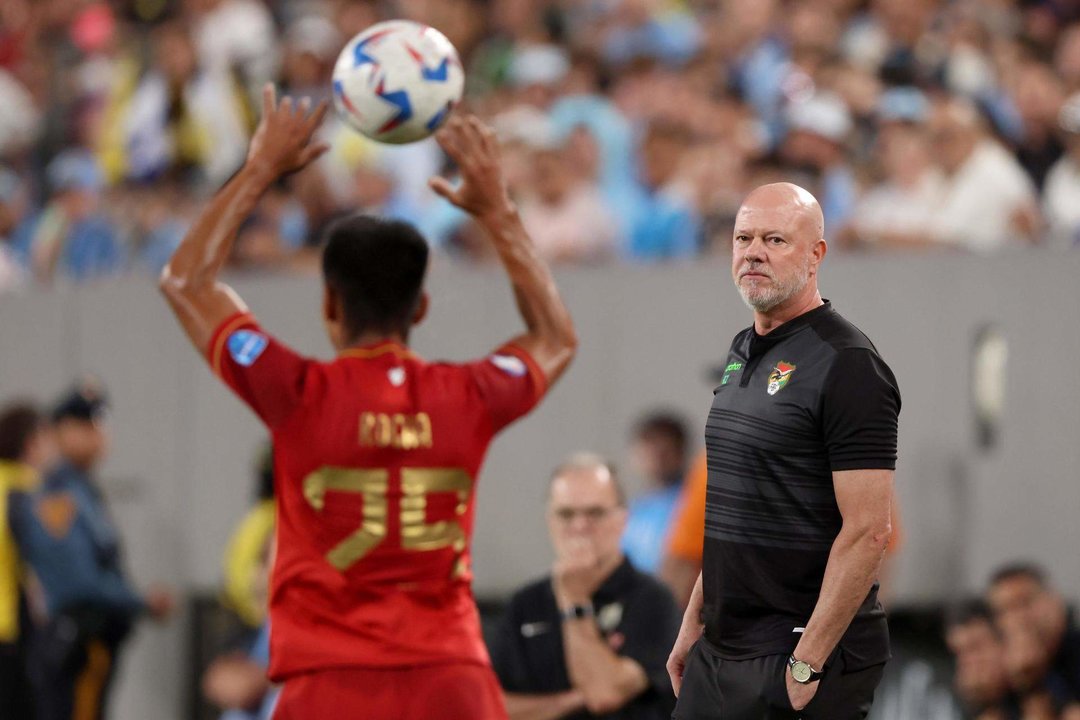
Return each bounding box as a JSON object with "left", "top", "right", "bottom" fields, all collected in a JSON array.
[{"left": 332, "top": 20, "right": 465, "bottom": 145}]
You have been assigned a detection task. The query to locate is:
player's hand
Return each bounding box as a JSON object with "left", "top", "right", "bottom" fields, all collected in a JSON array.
[
  {"left": 666, "top": 617, "right": 703, "bottom": 697},
  {"left": 552, "top": 538, "right": 606, "bottom": 607},
  {"left": 786, "top": 672, "right": 819, "bottom": 711},
  {"left": 429, "top": 115, "right": 513, "bottom": 221},
  {"left": 247, "top": 83, "right": 330, "bottom": 178},
  {"left": 145, "top": 585, "right": 175, "bottom": 622}
]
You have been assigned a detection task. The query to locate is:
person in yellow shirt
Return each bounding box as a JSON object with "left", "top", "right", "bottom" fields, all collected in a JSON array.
[{"left": 0, "top": 401, "right": 54, "bottom": 718}]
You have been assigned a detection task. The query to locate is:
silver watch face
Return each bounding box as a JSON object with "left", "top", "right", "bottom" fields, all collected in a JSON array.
[{"left": 791, "top": 661, "right": 813, "bottom": 683}]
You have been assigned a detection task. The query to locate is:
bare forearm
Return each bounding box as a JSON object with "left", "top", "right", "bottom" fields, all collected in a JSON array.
[
  {"left": 562, "top": 619, "right": 647, "bottom": 713},
  {"left": 479, "top": 206, "right": 576, "bottom": 370},
  {"left": 794, "top": 527, "right": 887, "bottom": 668},
  {"left": 163, "top": 163, "right": 273, "bottom": 289},
  {"left": 503, "top": 690, "right": 585, "bottom": 720}
]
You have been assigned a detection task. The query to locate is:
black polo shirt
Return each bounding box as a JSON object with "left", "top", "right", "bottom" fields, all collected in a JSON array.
[
  {"left": 702, "top": 300, "right": 900, "bottom": 670},
  {"left": 490, "top": 559, "right": 680, "bottom": 719}
]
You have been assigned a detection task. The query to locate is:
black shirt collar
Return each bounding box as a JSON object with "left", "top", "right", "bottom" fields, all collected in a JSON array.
[{"left": 747, "top": 300, "right": 833, "bottom": 358}]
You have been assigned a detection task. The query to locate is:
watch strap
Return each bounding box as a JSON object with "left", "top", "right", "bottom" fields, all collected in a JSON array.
[{"left": 559, "top": 603, "right": 595, "bottom": 621}]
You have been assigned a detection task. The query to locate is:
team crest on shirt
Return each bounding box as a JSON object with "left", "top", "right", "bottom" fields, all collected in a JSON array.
[
  {"left": 490, "top": 353, "right": 527, "bottom": 377},
  {"left": 227, "top": 330, "right": 269, "bottom": 367},
  {"left": 766, "top": 361, "right": 796, "bottom": 395}
]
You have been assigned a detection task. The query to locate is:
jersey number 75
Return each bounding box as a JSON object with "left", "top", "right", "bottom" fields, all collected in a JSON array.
[{"left": 302, "top": 467, "right": 471, "bottom": 572}]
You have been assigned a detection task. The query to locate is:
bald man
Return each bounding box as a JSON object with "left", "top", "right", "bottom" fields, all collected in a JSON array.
[{"left": 666, "top": 184, "right": 900, "bottom": 719}]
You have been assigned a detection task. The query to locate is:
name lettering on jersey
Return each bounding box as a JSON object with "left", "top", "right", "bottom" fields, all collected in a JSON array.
[
  {"left": 359, "top": 412, "right": 433, "bottom": 450},
  {"left": 767, "top": 361, "right": 797, "bottom": 396}
]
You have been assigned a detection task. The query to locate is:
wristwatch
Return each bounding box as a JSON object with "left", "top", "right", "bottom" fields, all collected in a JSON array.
[
  {"left": 788, "top": 655, "right": 824, "bottom": 684},
  {"left": 559, "top": 603, "right": 595, "bottom": 621}
]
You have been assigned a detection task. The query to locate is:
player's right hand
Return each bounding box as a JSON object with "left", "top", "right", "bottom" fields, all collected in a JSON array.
[
  {"left": 429, "top": 115, "right": 513, "bottom": 221},
  {"left": 247, "top": 83, "right": 330, "bottom": 178}
]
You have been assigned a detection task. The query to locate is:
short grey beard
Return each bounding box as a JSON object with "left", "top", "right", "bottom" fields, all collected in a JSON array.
[{"left": 736, "top": 261, "right": 811, "bottom": 313}]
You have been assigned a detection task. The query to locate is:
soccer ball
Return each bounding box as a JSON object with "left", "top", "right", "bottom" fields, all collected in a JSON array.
[{"left": 332, "top": 21, "right": 465, "bottom": 145}]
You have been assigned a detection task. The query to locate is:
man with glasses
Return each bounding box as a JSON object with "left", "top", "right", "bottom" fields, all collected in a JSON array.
[{"left": 490, "top": 453, "right": 680, "bottom": 719}]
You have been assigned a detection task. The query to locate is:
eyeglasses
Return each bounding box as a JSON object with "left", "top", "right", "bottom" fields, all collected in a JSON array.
[{"left": 551, "top": 506, "right": 621, "bottom": 523}]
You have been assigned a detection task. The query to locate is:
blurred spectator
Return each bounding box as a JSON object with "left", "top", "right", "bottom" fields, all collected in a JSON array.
[
  {"left": 516, "top": 124, "right": 617, "bottom": 265},
  {"left": 658, "top": 451, "right": 706, "bottom": 607},
  {"left": 0, "top": 166, "right": 30, "bottom": 292},
  {"left": 99, "top": 18, "right": 250, "bottom": 189},
  {"left": 620, "top": 120, "right": 701, "bottom": 261},
  {"left": 21, "top": 150, "right": 124, "bottom": 284},
  {"left": 490, "top": 453, "right": 680, "bottom": 719},
  {"left": 925, "top": 98, "right": 1040, "bottom": 250},
  {"left": 205, "top": 444, "right": 278, "bottom": 720},
  {"left": 203, "top": 622, "right": 277, "bottom": 720},
  {"left": 848, "top": 88, "right": 946, "bottom": 249},
  {"left": 600, "top": 0, "right": 703, "bottom": 69},
  {"left": 621, "top": 412, "right": 688, "bottom": 576},
  {"left": 221, "top": 445, "right": 275, "bottom": 630},
  {"left": 0, "top": 67, "right": 40, "bottom": 158},
  {"left": 188, "top": 0, "right": 279, "bottom": 103},
  {"left": 945, "top": 598, "right": 1021, "bottom": 720},
  {"left": 987, "top": 563, "right": 1080, "bottom": 706},
  {"left": 1044, "top": 92, "right": 1080, "bottom": 249},
  {"left": 0, "top": 401, "right": 53, "bottom": 720},
  {"left": 782, "top": 92, "right": 859, "bottom": 241},
  {"left": 8, "top": 380, "right": 173, "bottom": 720},
  {"left": 1009, "top": 60, "right": 1066, "bottom": 191}
]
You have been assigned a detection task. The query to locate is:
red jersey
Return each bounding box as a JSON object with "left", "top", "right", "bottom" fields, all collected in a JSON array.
[{"left": 207, "top": 312, "right": 547, "bottom": 680}]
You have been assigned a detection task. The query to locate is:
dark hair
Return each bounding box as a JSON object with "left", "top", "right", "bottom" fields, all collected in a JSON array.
[
  {"left": 989, "top": 562, "right": 1048, "bottom": 590},
  {"left": 0, "top": 402, "right": 43, "bottom": 462},
  {"left": 944, "top": 598, "right": 995, "bottom": 632},
  {"left": 635, "top": 411, "right": 688, "bottom": 456},
  {"left": 321, "top": 214, "right": 429, "bottom": 342}
]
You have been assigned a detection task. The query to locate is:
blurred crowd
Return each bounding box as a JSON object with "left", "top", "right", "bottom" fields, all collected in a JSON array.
[
  {"left": 946, "top": 565, "right": 1080, "bottom": 720},
  {"left": 3, "top": 0, "right": 1080, "bottom": 289}
]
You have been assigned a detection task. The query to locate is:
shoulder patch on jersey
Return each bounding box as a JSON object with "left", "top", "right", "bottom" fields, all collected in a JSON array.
[
  {"left": 490, "top": 353, "right": 527, "bottom": 377},
  {"left": 227, "top": 330, "right": 269, "bottom": 367}
]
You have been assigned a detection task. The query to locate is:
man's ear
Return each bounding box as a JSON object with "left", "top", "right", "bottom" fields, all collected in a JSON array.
[{"left": 411, "top": 292, "right": 430, "bottom": 327}]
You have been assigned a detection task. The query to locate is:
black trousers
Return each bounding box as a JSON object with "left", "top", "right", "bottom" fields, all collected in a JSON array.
[
  {"left": 0, "top": 640, "right": 36, "bottom": 719},
  {"left": 673, "top": 641, "right": 885, "bottom": 720},
  {"left": 27, "top": 615, "right": 121, "bottom": 720}
]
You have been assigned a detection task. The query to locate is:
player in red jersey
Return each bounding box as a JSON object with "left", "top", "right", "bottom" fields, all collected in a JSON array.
[{"left": 159, "top": 86, "right": 577, "bottom": 719}]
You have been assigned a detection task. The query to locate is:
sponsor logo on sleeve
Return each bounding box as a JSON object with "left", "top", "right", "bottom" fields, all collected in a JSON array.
[
  {"left": 490, "top": 353, "right": 527, "bottom": 377},
  {"left": 766, "top": 361, "right": 796, "bottom": 395},
  {"left": 227, "top": 330, "right": 269, "bottom": 367}
]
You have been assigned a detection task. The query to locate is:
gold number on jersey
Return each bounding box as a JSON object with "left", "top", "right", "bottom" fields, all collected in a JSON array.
[
  {"left": 401, "top": 469, "right": 470, "bottom": 552},
  {"left": 303, "top": 468, "right": 388, "bottom": 571},
  {"left": 303, "top": 467, "right": 472, "bottom": 573}
]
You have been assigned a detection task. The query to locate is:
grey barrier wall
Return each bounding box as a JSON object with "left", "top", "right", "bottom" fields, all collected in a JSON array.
[{"left": 1, "top": 251, "right": 1078, "bottom": 718}]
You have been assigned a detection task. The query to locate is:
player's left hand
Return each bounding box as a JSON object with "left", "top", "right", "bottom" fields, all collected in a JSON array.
[
  {"left": 429, "top": 115, "right": 513, "bottom": 221},
  {"left": 247, "top": 83, "right": 330, "bottom": 178},
  {"left": 785, "top": 672, "right": 819, "bottom": 711}
]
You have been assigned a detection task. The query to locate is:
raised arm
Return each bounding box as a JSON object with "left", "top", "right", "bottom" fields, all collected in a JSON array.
[
  {"left": 429, "top": 116, "right": 577, "bottom": 387},
  {"left": 159, "top": 85, "right": 328, "bottom": 354}
]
